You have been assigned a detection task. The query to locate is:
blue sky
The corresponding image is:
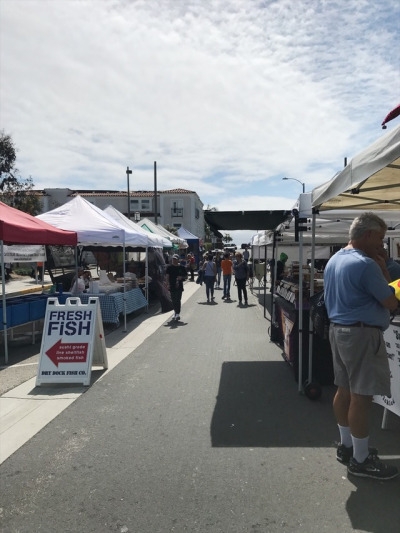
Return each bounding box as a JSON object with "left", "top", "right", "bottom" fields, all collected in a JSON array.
[{"left": 1, "top": 0, "right": 399, "bottom": 245}]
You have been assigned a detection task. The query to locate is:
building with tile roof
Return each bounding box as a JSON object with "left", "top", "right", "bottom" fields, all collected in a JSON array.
[{"left": 36, "top": 187, "right": 204, "bottom": 240}]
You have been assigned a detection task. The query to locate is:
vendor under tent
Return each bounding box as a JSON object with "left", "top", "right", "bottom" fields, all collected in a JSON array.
[
  {"left": 0, "top": 201, "right": 77, "bottom": 363},
  {"left": 136, "top": 217, "right": 187, "bottom": 249},
  {"left": 37, "top": 195, "right": 153, "bottom": 331}
]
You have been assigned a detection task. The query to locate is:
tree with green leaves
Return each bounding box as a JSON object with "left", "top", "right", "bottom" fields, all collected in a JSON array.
[
  {"left": 223, "top": 233, "right": 233, "bottom": 244},
  {"left": 0, "top": 130, "right": 17, "bottom": 185},
  {"left": 0, "top": 130, "right": 41, "bottom": 215},
  {"left": 204, "top": 204, "right": 218, "bottom": 245},
  {"left": 164, "top": 224, "right": 178, "bottom": 235}
]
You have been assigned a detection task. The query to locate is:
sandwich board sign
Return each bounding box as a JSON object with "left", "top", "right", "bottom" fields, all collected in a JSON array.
[{"left": 36, "top": 297, "right": 108, "bottom": 386}]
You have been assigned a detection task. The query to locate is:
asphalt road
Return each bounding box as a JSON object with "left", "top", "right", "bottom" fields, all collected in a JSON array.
[{"left": 1, "top": 283, "right": 400, "bottom": 533}]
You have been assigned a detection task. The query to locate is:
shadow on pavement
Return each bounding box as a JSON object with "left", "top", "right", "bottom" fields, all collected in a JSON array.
[
  {"left": 163, "top": 319, "right": 188, "bottom": 329},
  {"left": 210, "top": 359, "right": 400, "bottom": 458},
  {"left": 211, "top": 360, "right": 336, "bottom": 448},
  {"left": 346, "top": 475, "right": 400, "bottom": 532}
]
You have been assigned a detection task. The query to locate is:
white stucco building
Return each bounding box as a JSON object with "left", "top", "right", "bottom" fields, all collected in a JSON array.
[{"left": 38, "top": 188, "right": 205, "bottom": 240}]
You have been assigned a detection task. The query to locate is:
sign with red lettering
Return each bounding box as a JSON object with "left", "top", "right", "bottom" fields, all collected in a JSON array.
[{"left": 36, "top": 297, "right": 108, "bottom": 386}]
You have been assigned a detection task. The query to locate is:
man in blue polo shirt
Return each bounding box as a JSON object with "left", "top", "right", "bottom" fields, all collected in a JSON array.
[{"left": 324, "top": 212, "right": 398, "bottom": 480}]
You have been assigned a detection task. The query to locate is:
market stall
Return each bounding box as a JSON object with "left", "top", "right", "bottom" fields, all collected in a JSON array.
[
  {"left": 272, "top": 292, "right": 334, "bottom": 386},
  {"left": 0, "top": 202, "right": 77, "bottom": 363},
  {"left": 57, "top": 287, "right": 147, "bottom": 326},
  {"left": 37, "top": 195, "right": 160, "bottom": 331},
  {"left": 251, "top": 203, "right": 346, "bottom": 380},
  {"left": 311, "top": 123, "right": 400, "bottom": 414}
]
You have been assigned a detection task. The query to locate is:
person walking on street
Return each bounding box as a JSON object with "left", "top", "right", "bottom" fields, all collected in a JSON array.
[
  {"left": 233, "top": 252, "right": 249, "bottom": 306},
  {"left": 165, "top": 254, "right": 187, "bottom": 321},
  {"left": 324, "top": 212, "right": 399, "bottom": 481},
  {"left": 215, "top": 252, "right": 222, "bottom": 288},
  {"left": 203, "top": 253, "right": 217, "bottom": 303},
  {"left": 187, "top": 252, "right": 196, "bottom": 281},
  {"left": 221, "top": 252, "right": 233, "bottom": 300}
]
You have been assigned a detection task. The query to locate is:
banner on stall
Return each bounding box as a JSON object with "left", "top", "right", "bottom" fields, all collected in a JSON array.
[
  {"left": 36, "top": 296, "right": 108, "bottom": 387},
  {"left": 3, "top": 244, "right": 46, "bottom": 263},
  {"left": 374, "top": 323, "right": 400, "bottom": 418}
]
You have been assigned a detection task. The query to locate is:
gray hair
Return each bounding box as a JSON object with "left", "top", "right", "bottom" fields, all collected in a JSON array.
[{"left": 349, "top": 212, "right": 387, "bottom": 240}]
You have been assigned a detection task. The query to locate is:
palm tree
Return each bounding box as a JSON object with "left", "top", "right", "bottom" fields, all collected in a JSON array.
[{"left": 223, "top": 233, "right": 233, "bottom": 244}]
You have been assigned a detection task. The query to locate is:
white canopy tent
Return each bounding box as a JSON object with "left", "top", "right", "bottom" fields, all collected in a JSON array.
[
  {"left": 137, "top": 217, "right": 188, "bottom": 248},
  {"left": 251, "top": 125, "right": 400, "bottom": 392},
  {"left": 103, "top": 206, "right": 172, "bottom": 249},
  {"left": 312, "top": 124, "right": 400, "bottom": 212},
  {"left": 306, "top": 124, "right": 400, "bottom": 407},
  {"left": 310, "top": 123, "right": 400, "bottom": 261},
  {"left": 37, "top": 195, "right": 156, "bottom": 330},
  {"left": 292, "top": 192, "right": 400, "bottom": 391},
  {"left": 38, "top": 195, "right": 148, "bottom": 247}
]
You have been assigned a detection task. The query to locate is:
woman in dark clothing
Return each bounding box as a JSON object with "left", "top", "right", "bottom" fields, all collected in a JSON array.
[
  {"left": 233, "top": 252, "right": 248, "bottom": 306},
  {"left": 165, "top": 254, "right": 187, "bottom": 321}
]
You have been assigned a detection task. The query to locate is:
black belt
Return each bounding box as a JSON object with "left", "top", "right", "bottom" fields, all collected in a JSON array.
[{"left": 332, "top": 322, "right": 381, "bottom": 329}]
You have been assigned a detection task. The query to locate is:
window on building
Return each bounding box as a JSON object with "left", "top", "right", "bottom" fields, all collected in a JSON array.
[
  {"left": 171, "top": 200, "right": 183, "bottom": 217},
  {"left": 195, "top": 208, "right": 200, "bottom": 219},
  {"left": 141, "top": 199, "right": 151, "bottom": 211},
  {"left": 130, "top": 199, "right": 139, "bottom": 209}
]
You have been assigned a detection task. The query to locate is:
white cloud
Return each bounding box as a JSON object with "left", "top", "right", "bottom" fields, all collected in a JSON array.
[{"left": 1, "top": 0, "right": 399, "bottom": 216}]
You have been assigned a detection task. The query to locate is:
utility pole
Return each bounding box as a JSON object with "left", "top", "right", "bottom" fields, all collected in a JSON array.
[
  {"left": 126, "top": 166, "right": 132, "bottom": 219},
  {"left": 154, "top": 161, "right": 158, "bottom": 224}
]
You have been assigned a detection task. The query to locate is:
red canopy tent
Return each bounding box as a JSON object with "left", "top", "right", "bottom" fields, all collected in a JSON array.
[
  {"left": 382, "top": 103, "right": 400, "bottom": 129},
  {"left": 1, "top": 201, "right": 77, "bottom": 362},
  {"left": 0, "top": 201, "right": 77, "bottom": 245}
]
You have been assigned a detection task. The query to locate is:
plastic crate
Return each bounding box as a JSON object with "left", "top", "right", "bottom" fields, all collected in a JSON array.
[
  {"left": 28, "top": 298, "right": 47, "bottom": 321},
  {"left": 9, "top": 301, "right": 30, "bottom": 327}
]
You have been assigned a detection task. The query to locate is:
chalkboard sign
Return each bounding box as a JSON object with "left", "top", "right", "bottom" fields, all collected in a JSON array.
[{"left": 46, "top": 245, "right": 75, "bottom": 268}]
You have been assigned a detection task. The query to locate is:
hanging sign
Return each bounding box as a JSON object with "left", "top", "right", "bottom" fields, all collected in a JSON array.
[
  {"left": 374, "top": 322, "right": 400, "bottom": 418},
  {"left": 36, "top": 297, "right": 108, "bottom": 386},
  {"left": 3, "top": 244, "right": 46, "bottom": 263}
]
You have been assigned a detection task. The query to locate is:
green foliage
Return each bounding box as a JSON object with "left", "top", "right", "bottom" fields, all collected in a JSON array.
[
  {"left": 203, "top": 204, "right": 218, "bottom": 244},
  {"left": 0, "top": 131, "right": 41, "bottom": 215},
  {"left": 223, "top": 233, "right": 233, "bottom": 244},
  {"left": 0, "top": 130, "right": 17, "bottom": 178},
  {"left": 164, "top": 224, "right": 178, "bottom": 235},
  {"left": 12, "top": 266, "right": 32, "bottom": 276}
]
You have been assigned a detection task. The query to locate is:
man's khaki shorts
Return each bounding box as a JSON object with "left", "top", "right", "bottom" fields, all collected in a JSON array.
[{"left": 329, "top": 324, "right": 390, "bottom": 396}]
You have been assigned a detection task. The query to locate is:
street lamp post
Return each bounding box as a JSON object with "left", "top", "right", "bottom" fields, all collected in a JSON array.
[
  {"left": 126, "top": 166, "right": 132, "bottom": 219},
  {"left": 282, "top": 177, "right": 305, "bottom": 193}
]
